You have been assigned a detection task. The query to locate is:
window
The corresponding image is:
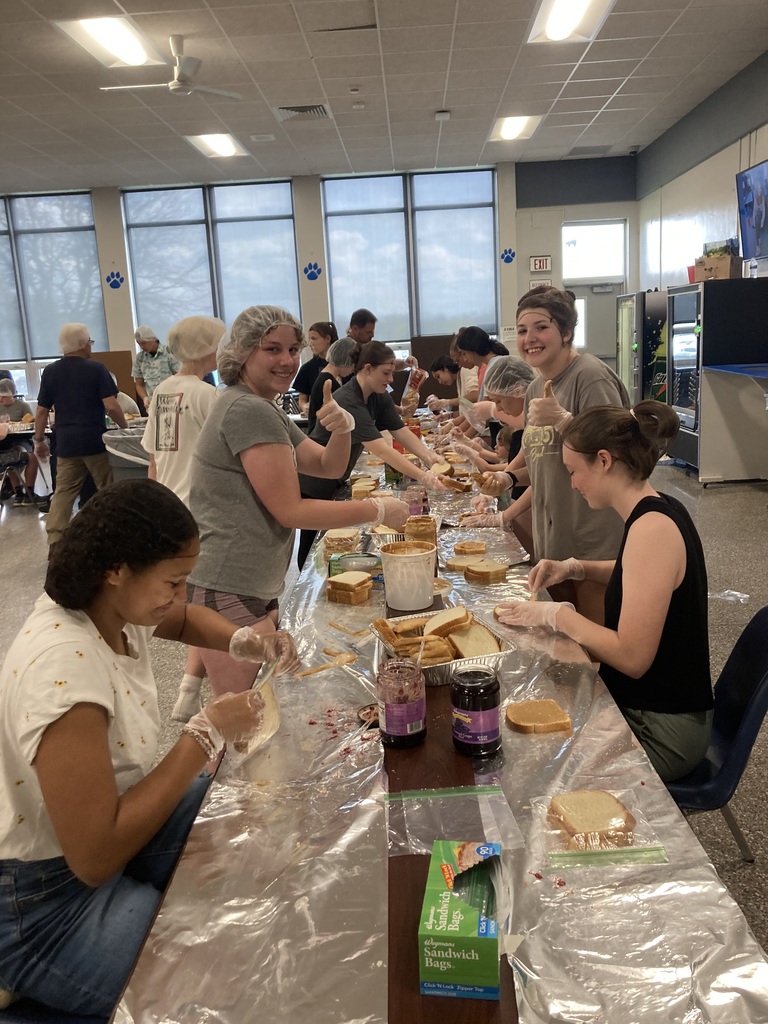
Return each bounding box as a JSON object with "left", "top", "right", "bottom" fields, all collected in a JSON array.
[
  {"left": 573, "top": 297, "right": 587, "bottom": 350},
  {"left": 323, "top": 176, "right": 411, "bottom": 342},
  {"left": 323, "top": 171, "right": 497, "bottom": 342},
  {"left": 210, "top": 183, "right": 300, "bottom": 323},
  {"left": 562, "top": 221, "right": 626, "bottom": 283},
  {"left": 0, "top": 204, "right": 25, "bottom": 363},
  {"left": 124, "top": 189, "right": 214, "bottom": 345},
  {"left": 412, "top": 171, "right": 496, "bottom": 335},
  {"left": 10, "top": 194, "right": 107, "bottom": 359},
  {"left": 123, "top": 184, "right": 302, "bottom": 340}
]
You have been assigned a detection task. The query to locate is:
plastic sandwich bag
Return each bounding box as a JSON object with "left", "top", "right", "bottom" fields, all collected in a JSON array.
[
  {"left": 531, "top": 787, "right": 667, "bottom": 868},
  {"left": 386, "top": 784, "right": 524, "bottom": 857}
]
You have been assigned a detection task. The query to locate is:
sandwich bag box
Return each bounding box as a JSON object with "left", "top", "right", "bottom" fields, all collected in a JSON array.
[
  {"left": 693, "top": 254, "right": 741, "bottom": 281},
  {"left": 418, "top": 840, "right": 501, "bottom": 1000},
  {"left": 328, "top": 552, "right": 383, "bottom": 588}
]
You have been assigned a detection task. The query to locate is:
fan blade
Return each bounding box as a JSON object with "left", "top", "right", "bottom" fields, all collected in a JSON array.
[
  {"left": 191, "top": 85, "right": 242, "bottom": 100},
  {"left": 99, "top": 84, "right": 169, "bottom": 92},
  {"left": 178, "top": 55, "right": 201, "bottom": 78}
]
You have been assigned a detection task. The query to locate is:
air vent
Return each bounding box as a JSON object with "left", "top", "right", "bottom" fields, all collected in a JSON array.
[
  {"left": 249, "top": 133, "right": 276, "bottom": 143},
  {"left": 274, "top": 104, "right": 332, "bottom": 123},
  {"left": 567, "top": 145, "right": 613, "bottom": 157}
]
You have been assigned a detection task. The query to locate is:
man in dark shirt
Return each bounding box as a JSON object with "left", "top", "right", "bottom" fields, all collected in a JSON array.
[{"left": 34, "top": 323, "right": 127, "bottom": 545}]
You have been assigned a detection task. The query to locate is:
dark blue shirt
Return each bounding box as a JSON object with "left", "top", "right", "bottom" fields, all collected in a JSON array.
[{"left": 37, "top": 357, "right": 117, "bottom": 457}]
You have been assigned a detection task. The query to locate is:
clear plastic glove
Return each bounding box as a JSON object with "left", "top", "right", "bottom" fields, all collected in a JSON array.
[
  {"left": 493, "top": 601, "right": 574, "bottom": 630},
  {"left": 470, "top": 494, "right": 494, "bottom": 513},
  {"left": 526, "top": 380, "right": 572, "bottom": 431},
  {"left": 315, "top": 379, "right": 355, "bottom": 434},
  {"left": 184, "top": 689, "right": 266, "bottom": 758},
  {"left": 462, "top": 400, "right": 495, "bottom": 433},
  {"left": 370, "top": 495, "right": 409, "bottom": 529},
  {"left": 528, "top": 557, "right": 585, "bottom": 596},
  {"left": 425, "top": 394, "right": 443, "bottom": 410},
  {"left": 404, "top": 355, "right": 419, "bottom": 369},
  {"left": 479, "top": 471, "right": 513, "bottom": 497},
  {"left": 422, "top": 448, "right": 444, "bottom": 468},
  {"left": 452, "top": 441, "right": 480, "bottom": 462},
  {"left": 421, "top": 470, "right": 450, "bottom": 492},
  {"left": 460, "top": 512, "right": 503, "bottom": 529},
  {"left": 229, "top": 627, "right": 301, "bottom": 676}
]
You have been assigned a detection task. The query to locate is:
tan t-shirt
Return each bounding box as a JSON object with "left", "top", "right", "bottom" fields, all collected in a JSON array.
[{"left": 522, "top": 353, "right": 629, "bottom": 562}]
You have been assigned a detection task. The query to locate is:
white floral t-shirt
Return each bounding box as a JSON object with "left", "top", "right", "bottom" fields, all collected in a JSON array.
[{"left": 0, "top": 594, "right": 159, "bottom": 861}]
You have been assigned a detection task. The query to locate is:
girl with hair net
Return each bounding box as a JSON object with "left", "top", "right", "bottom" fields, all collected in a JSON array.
[
  {"left": 186, "top": 306, "right": 407, "bottom": 707},
  {"left": 463, "top": 287, "right": 629, "bottom": 624}
]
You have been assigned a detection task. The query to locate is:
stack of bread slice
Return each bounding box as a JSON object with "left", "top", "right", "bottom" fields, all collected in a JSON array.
[
  {"left": 372, "top": 605, "right": 501, "bottom": 665},
  {"left": 350, "top": 475, "right": 379, "bottom": 500},
  {"left": 326, "top": 570, "right": 373, "bottom": 605},
  {"left": 323, "top": 527, "right": 360, "bottom": 561},
  {"left": 444, "top": 551, "right": 508, "bottom": 584}
]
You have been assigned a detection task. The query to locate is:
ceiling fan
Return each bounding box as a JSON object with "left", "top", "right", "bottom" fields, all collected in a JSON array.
[{"left": 99, "top": 34, "right": 241, "bottom": 100}]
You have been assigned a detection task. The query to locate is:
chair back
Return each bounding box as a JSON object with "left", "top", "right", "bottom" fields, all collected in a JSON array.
[{"left": 675, "top": 606, "right": 768, "bottom": 806}]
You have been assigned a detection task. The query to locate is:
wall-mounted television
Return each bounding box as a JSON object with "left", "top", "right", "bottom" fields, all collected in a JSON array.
[{"left": 736, "top": 157, "right": 768, "bottom": 260}]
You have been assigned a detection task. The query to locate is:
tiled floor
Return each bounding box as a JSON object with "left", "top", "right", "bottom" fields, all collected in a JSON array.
[{"left": 1, "top": 463, "right": 767, "bottom": 949}]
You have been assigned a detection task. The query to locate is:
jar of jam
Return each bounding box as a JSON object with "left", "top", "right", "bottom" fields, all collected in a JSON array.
[
  {"left": 377, "top": 659, "right": 427, "bottom": 748},
  {"left": 450, "top": 665, "right": 501, "bottom": 758}
]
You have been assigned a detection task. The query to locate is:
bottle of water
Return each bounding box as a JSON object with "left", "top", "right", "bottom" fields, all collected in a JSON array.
[{"left": 749, "top": 258, "right": 759, "bottom": 279}]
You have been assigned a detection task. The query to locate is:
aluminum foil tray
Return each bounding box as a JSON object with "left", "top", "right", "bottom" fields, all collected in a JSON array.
[{"left": 370, "top": 608, "right": 517, "bottom": 687}]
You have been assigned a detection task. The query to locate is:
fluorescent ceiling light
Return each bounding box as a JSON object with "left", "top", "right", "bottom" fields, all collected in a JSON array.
[
  {"left": 56, "top": 18, "right": 165, "bottom": 68},
  {"left": 527, "top": 0, "right": 614, "bottom": 44},
  {"left": 81, "top": 19, "right": 147, "bottom": 65},
  {"left": 186, "top": 134, "right": 249, "bottom": 158},
  {"left": 545, "top": 0, "right": 592, "bottom": 41},
  {"left": 489, "top": 115, "right": 542, "bottom": 143}
]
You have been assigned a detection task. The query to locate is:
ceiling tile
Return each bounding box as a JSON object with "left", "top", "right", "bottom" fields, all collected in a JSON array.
[
  {"left": 585, "top": 38, "right": 656, "bottom": 61},
  {"left": 307, "top": 28, "right": 379, "bottom": 58},
  {"left": 514, "top": 42, "right": 590, "bottom": 67},
  {"left": 382, "top": 51, "right": 449, "bottom": 75},
  {"left": 233, "top": 34, "right": 310, "bottom": 61},
  {"left": 570, "top": 59, "right": 641, "bottom": 81},
  {"left": 376, "top": 0, "right": 455, "bottom": 29},
  {"left": 596, "top": 11, "right": 683, "bottom": 41},
  {"left": 449, "top": 48, "right": 518, "bottom": 72},
  {"left": 380, "top": 26, "right": 454, "bottom": 53},
  {"left": 452, "top": 20, "right": 529, "bottom": 50},
  {"left": 294, "top": 1, "right": 375, "bottom": 34},
  {"left": 507, "top": 63, "right": 575, "bottom": 86},
  {"left": 212, "top": 5, "right": 299, "bottom": 35},
  {"left": 315, "top": 55, "right": 384, "bottom": 79}
]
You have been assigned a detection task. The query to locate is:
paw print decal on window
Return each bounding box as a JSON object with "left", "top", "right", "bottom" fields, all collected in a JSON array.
[
  {"left": 303, "top": 262, "right": 322, "bottom": 280},
  {"left": 106, "top": 271, "right": 125, "bottom": 289},
  {"left": 500, "top": 249, "right": 516, "bottom": 264}
]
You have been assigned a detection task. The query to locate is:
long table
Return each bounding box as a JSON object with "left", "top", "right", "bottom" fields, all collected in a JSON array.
[{"left": 115, "top": 488, "right": 768, "bottom": 1024}]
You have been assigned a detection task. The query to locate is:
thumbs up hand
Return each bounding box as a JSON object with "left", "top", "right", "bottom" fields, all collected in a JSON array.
[
  {"left": 316, "top": 379, "right": 356, "bottom": 434},
  {"left": 527, "top": 379, "right": 572, "bottom": 431}
]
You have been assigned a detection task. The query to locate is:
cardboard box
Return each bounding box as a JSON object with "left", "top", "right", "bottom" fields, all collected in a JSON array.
[
  {"left": 418, "top": 840, "right": 501, "bottom": 1000},
  {"left": 694, "top": 255, "right": 742, "bottom": 281}
]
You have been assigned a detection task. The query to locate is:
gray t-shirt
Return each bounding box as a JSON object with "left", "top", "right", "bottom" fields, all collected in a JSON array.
[
  {"left": 522, "top": 352, "right": 630, "bottom": 562},
  {"left": 188, "top": 384, "right": 307, "bottom": 599}
]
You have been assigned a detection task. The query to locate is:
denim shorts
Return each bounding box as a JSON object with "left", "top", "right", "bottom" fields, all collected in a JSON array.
[{"left": 0, "top": 774, "right": 210, "bottom": 1018}]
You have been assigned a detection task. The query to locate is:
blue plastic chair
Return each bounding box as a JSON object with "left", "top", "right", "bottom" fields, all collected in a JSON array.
[{"left": 667, "top": 606, "right": 768, "bottom": 862}]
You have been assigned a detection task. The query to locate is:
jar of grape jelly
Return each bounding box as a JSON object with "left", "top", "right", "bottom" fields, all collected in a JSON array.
[
  {"left": 377, "top": 659, "right": 427, "bottom": 748},
  {"left": 450, "top": 664, "right": 501, "bottom": 757}
]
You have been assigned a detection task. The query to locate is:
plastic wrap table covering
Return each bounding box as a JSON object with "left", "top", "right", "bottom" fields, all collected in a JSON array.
[{"left": 117, "top": 532, "right": 768, "bottom": 1024}]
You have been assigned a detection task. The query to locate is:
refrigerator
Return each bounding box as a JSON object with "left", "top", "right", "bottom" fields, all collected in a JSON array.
[
  {"left": 616, "top": 290, "right": 667, "bottom": 405},
  {"left": 666, "top": 278, "right": 768, "bottom": 481}
]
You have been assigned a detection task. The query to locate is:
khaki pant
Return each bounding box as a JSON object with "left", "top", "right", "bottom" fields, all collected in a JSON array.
[{"left": 46, "top": 453, "right": 113, "bottom": 545}]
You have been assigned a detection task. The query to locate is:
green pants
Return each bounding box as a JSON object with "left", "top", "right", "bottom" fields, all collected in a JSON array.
[{"left": 622, "top": 707, "right": 713, "bottom": 782}]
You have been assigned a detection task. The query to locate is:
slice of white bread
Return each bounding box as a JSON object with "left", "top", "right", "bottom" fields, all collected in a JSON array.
[
  {"left": 547, "top": 790, "right": 636, "bottom": 849},
  {"left": 327, "top": 581, "right": 373, "bottom": 605},
  {"left": 464, "top": 559, "right": 507, "bottom": 583},
  {"left": 445, "top": 554, "right": 486, "bottom": 571},
  {"left": 442, "top": 477, "right": 472, "bottom": 493},
  {"left": 327, "top": 570, "right": 372, "bottom": 591},
  {"left": 454, "top": 540, "right": 487, "bottom": 556},
  {"left": 448, "top": 621, "right": 500, "bottom": 659},
  {"left": 423, "top": 605, "right": 470, "bottom": 637},
  {"left": 506, "top": 698, "right": 571, "bottom": 733},
  {"left": 324, "top": 528, "right": 359, "bottom": 542},
  {"left": 430, "top": 461, "right": 453, "bottom": 476}
]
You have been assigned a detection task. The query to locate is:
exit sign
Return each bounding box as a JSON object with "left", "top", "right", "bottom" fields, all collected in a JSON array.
[{"left": 529, "top": 255, "right": 552, "bottom": 272}]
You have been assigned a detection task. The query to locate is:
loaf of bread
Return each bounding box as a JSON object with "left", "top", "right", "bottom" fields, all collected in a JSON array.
[
  {"left": 547, "top": 790, "right": 636, "bottom": 850},
  {"left": 505, "top": 699, "right": 571, "bottom": 733}
]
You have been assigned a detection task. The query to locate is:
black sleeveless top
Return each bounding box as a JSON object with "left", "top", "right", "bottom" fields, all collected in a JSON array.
[{"left": 600, "top": 494, "right": 713, "bottom": 714}]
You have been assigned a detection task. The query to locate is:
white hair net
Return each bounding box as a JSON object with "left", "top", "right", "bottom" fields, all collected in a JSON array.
[
  {"left": 167, "top": 316, "right": 226, "bottom": 361},
  {"left": 482, "top": 355, "right": 536, "bottom": 396},
  {"left": 217, "top": 305, "right": 304, "bottom": 386},
  {"left": 59, "top": 323, "right": 90, "bottom": 354},
  {"left": 326, "top": 337, "right": 358, "bottom": 369}
]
